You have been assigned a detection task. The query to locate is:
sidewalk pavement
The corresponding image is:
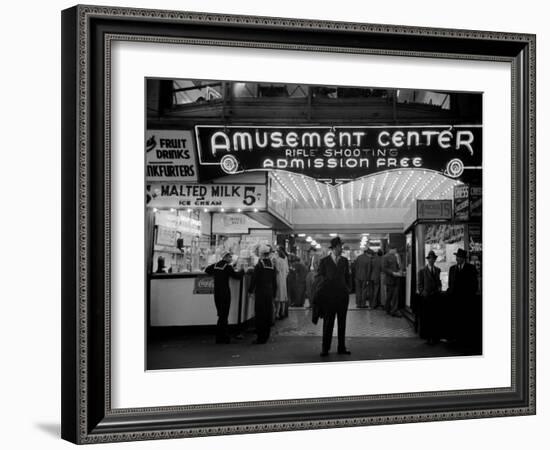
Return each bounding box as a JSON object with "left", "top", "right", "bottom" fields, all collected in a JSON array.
[{"left": 147, "top": 309, "right": 477, "bottom": 370}]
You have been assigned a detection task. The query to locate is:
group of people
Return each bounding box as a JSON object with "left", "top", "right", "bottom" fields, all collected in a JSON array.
[
  {"left": 205, "top": 244, "right": 305, "bottom": 345},
  {"left": 351, "top": 246, "right": 404, "bottom": 317},
  {"left": 205, "top": 237, "right": 480, "bottom": 355},
  {"left": 249, "top": 245, "right": 316, "bottom": 343},
  {"left": 417, "top": 247, "right": 480, "bottom": 348}
]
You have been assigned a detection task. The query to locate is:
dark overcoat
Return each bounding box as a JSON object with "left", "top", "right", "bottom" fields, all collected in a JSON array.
[
  {"left": 369, "top": 254, "right": 382, "bottom": 282},
  {"left": 417, "top": 265, "right": 442, "bottom": 297},
  {"left": 314, "top": 255, "right": 351, "bottom": 313},
  {"left": 354, "top": 253, "right": 371, "bottom": 282},
  {"left": 448, "top": 263, "right": 478, "bottom": 301}
]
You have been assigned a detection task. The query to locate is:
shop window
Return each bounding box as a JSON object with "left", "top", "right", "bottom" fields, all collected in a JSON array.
[
  {"left": 311, "top": 86, "right": 338, "bottom": 98},
  {"left": 423, "top": 223, "right": 465, "bottom": 290},
  {"left": 397, "top": 89, "right": 450, "bottom": 109},
  {"left": 172, "top": 80, "right": 224, "bottom": 105},
  {"left": 312, "top": 86, "right": 391, "bottom": 99},
  {"left": 255, "top": 83, "right": 308, "bottom": 98},
  {"left": 232, "top": 82, "right": 258, "bottom": 98}
]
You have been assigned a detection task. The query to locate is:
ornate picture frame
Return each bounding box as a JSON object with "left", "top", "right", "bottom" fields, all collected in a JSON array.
[{"left": 61, "top": 5, "right": 535, "bottom": 444}]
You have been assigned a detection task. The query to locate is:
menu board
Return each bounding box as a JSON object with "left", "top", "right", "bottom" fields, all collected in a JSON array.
[
  {"left": 454, "top": 185, "right": 470, "bottom": 221},
  {"left": 147, "top": 183, "right": 267, "bottom": 210},
  {"left": 470, "top": 186, "right": 482, "bottom": 218},
  {"left": 417, "top": 200, "right": 452, "bottom": 220},
  {"left": 212, "top": 213, "right": 268, "bottom": 234},
  {"left": 146, "top": 130, "right": 198, "bottom": 182}
]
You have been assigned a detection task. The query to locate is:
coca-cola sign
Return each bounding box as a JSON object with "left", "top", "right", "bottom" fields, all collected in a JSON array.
[{"left": 193, "top": 275, "right": 214, "bottom": 294}]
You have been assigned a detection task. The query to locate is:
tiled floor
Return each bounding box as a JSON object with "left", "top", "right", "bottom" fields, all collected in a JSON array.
[{"left": 276, "top": 308, "right": 415, "bottom": 338}]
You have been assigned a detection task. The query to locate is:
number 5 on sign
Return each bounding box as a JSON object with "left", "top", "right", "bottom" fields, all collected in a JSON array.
[{"left": 243, "top": 186, "right": 257, "bottom": 206}]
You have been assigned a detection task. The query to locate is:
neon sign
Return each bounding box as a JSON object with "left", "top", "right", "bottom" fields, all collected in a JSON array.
[{"left": 195, "top": 126, "right": 482, "bottom": 184}]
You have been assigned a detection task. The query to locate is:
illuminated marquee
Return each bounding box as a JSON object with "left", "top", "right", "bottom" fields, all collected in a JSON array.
[{"left": 195, "top": 126, "right": 482, "bottom": 184}]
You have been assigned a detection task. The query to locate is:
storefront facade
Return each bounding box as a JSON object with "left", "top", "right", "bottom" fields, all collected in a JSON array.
[{"left": 146, "top": 79, "right": 482, "bottom": 328}]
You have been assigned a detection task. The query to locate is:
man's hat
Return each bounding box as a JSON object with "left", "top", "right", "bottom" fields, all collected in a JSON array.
[
  {"left": 222, "top": 251, "right": 233, "bottom": 259},
  {"left": 426, "top": 250, "right": 437, "bottom": 260},
  {"left": 329, "top": 236, "right": 343, "bottom": 249},
  {"left": 454, "top": 248, "right": 467, "bottom": 258}
]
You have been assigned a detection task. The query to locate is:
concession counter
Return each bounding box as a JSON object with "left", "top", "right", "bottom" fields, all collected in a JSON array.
[{"left": 149, "top": 271, "right": 255, "bottom": 327}]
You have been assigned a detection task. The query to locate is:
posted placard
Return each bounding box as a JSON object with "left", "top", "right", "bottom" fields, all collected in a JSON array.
[{"left": 146, "top": 130, "right": 198, "bottom": 182}]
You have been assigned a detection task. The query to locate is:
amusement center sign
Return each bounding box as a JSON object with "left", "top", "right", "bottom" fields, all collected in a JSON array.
[{"left": 195, "top": 125, "right": 482, "bottom": 184}]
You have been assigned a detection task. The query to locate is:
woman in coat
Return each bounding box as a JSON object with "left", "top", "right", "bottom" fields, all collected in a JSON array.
[{"left": 273, "top": 246, "right": 289, "bottom": 319}]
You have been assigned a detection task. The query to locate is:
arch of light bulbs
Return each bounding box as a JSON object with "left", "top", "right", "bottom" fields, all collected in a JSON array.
[{"left": 271, "top": 169, "right": 462, "bottom": 210}]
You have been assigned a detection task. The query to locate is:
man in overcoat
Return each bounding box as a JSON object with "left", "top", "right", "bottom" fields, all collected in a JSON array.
[
  {"left": 315, "top": 236, "right": 352, "bottom": 356},
  {"left": 354, "top": 248, "right": 372, "bottom": 308},
  {"left": 382, "top": 246, "right": 403, "bottom": 317},
  {"left": 369, "top": 249, "right": 383, "bottom": 309},
  {"left": 417, "top": 250, "right": 442, "bottom": 344},
  {"left": 290, "top": 256, "right": 308, "bottom": 307},
  {"left": 447, "top": 248, "right": 479, "bottom": 344},
  {"left": 204, "top": 252, "right": 243, "bottom": 343}
]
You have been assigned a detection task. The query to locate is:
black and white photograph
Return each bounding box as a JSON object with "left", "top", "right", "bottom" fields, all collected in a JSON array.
[
  {"left": 54, "top": 2, "right": 539, "bottom": 446},
  {"left": 2, "top": 0, "right": 547, "bottom": 446},
  {"left": 145, "top": 78, "right": 483, "bottom": 370}
]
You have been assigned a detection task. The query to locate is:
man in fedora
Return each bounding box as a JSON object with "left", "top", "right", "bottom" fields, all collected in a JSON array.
[
  {"left": 314, "top": 236, "right": 352, "bottom": 356},
  {"left": 447, "top": 248, "right": 478, "bottom": 344},
  {"left": 417, "top": 250, "right": 442, "bottom": 345}
]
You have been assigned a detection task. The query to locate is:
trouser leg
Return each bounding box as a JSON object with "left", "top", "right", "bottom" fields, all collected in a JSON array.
[
  {"left": 384, "top": 286, "right": 392, "bottom": 313},
  {"left": 386, "top": 285, "right": 399, "bottom": 315},
  {"left": 296, "top": 284, "right": 305, "bottom": 306},
  {"left": 322, "top": 312, "right": 336, "bottom": 352},
  {"left": 370, "top": 280, "right": 380, "bottom": 308},
  {"left": 216, "top": 299, "right": 230, "bottom": 342},
  {"left": 336, "top": 307, "right": 348, "bottom": 351},
  {"left": 305, "top": 272, "right": 314, "bottom": 302},
  {"left": 421, "top": 296, "right": 431, "bottom": 339},
  {"left": 256, "top": 312, "right": 270, "bottom": 343},
  {"left": 262, "top": 313, "right": 271, "bottom": 341},
  {"left": 393, "top": 288, "right": 399, "bottom": 314},
  {"left": 362, "top": 280, "right": 370, "bottom": 307}
]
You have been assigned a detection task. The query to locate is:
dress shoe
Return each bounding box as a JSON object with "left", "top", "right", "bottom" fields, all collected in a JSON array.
[
  {"left": 320, "top": 351, "right": 329, "bottom": 357},
  {"left": 337, "top": 349, "right": 351, "bottom": 355}
]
